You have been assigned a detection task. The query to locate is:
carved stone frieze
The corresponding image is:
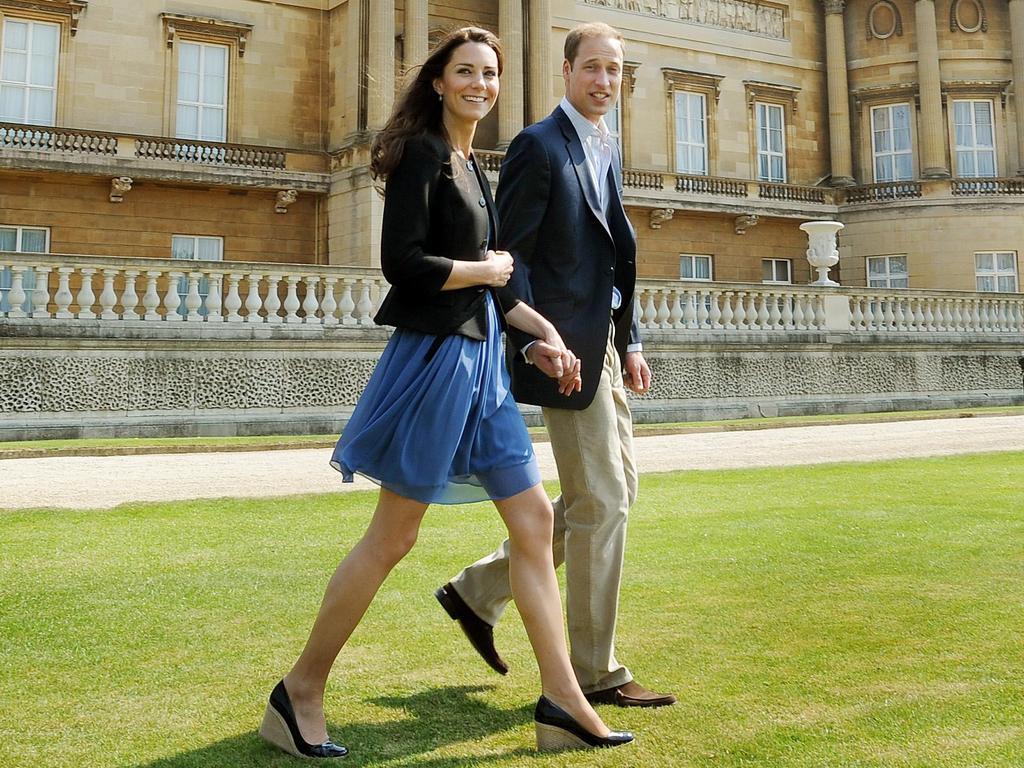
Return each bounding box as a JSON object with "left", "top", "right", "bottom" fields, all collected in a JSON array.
[
  {"left": 0, "top": 0, "right": 87, "bottom": 35},
  {"left": 867, "top": 0, "right": 903, "bottom": 39},
  {"left": 109, "top": 176, "right": 132, "bottom": 203},
  {"left": 734, "top": 213, "right": 759, "bottom": 234},
  {"left": 649, "top": 208, "right": 675, "bottom": 229},
  {"left": 160, "top": 12, "right": 254, "bottom": 57},
  {"left": 581, "top": 0, "right": 787, "bottom": 40},
  {"left": 275, "top": 189, "right": 298, "bottom": 214},
  {"left": 950, "top": 0, "right": 987, "bottom": 32}
]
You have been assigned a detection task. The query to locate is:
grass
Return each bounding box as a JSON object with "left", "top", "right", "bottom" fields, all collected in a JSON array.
[
  {"left": 2, "top": 453, "right": 1023, "bottom": 767},
  {"left": 2, "top": 404, "right": 1023, "bottom": 458}
]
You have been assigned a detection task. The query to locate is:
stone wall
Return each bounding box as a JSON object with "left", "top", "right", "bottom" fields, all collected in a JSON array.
[{"left": 2, "top": 322, "right": 1020, "bottom": 440}]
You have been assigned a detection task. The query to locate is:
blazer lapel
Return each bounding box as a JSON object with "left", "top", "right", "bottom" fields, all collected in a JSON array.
[{"left": 555, "top": 108, "right": 612, "bottom": 240}]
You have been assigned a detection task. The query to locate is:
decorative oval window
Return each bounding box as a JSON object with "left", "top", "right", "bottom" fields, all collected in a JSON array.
[
  {"left": 869, "top": 1, "right": 899, "bottom": 39},
  {"left": 953, "top": 0, "right": 984, "bottom": 32}
]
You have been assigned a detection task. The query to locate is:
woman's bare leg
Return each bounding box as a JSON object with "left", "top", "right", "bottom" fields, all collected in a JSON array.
[
  {"left": 493, "top": 484, "right": 609, "bottom": 737},
  {"left": 283, "top": 488, "right": 429, "bottom": 744}
]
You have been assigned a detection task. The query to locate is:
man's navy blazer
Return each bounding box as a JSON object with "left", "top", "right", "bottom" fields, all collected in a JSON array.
[
  {"left": 498, "top": 106, "right": 640, "bottom": 410},
  {"left": 374, "top": 133, "right": 519, "bottom": 339}
]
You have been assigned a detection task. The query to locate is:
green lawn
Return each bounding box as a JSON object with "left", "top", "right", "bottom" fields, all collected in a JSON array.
[{"left": 2, "top": 454, "right": 1023, "bottom": 767}]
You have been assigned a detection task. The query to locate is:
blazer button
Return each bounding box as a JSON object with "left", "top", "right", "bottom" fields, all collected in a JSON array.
[{"left": 478, "top": 197, "right": 486, "bottom": 207}]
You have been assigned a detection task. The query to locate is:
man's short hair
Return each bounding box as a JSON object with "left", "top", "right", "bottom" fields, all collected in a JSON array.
[{"left": 563, "top": 22, "right": 625, "bottom": 67}]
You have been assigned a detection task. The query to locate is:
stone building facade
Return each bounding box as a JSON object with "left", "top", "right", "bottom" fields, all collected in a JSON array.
[{"left": 1, "top": 0, "right": 1022, "bottom": 298}]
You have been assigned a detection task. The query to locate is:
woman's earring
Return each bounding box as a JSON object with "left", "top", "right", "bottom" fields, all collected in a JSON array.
[{"left": 437, "top": 93, "right": 443, "bottom": 102}]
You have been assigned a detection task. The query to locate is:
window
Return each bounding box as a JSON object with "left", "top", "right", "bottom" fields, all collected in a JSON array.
[
  {"left": 0, "top": 18, "right": 59, "bottom": 125},
  {"left": 604, "top": 98, "right": 622, "bottom": 155},
  {"left": 680, "top": 254, "right": 713, "bottom": 281},
  {"left": 867, "top": 255, "right": 909, "bottom": 288},
  {"left": 674, "top": 91, "right": 707, "bottom": 175},
  {"left": 954, "top": 100, "right": 996, "bottom": 178},
  {"left": 0, "top": 225, "right": 48, "bottom": 312},
  {"left": 975, "top": 252, "right": 1018, "bottom": 292},
  {"left": 762, "top": 259, "right": 792, "bottom": 284},
  {"left": 755, "top": 102, "right": 786, "bottom": 182},
  {"left": 176, "top": 41, "right": 228, "bottom": 142},
  {"left": 171, "top": 235, "right": 223, "bottom": 315},
  {"left": 871, "top": 104, "right": 913, "bottom": 182}
]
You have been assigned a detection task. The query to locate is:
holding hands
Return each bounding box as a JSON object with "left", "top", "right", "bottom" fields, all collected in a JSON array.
[{"left": 527, "top": 337, "right": 582, "bottom": 397}]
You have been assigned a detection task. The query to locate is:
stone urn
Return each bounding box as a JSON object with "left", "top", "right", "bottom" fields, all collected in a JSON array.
[{"left": 799, "top": 220, "right": 844, "bottom": 286}]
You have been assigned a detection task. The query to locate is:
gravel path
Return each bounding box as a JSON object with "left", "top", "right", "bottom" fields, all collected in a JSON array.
[{"left": 2, "top": 415, "right": 1022, "bottom": 510}]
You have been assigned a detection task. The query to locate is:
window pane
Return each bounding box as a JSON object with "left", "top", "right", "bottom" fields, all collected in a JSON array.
[
  {"left": 874, "top": 128, "right": 891, "bottom": 153},
  {"left": 200, "top": 106, "right": 225, "bottom": 141},
  {"left": 204, "top": 45, "right": 228, "bottom": 77},
  {"left": 758, "top": 154, "right": 769, "bottom": 180},
  {"left": 998, "top": 275, "right": 1016, "bottom": 292},
  {"left": 695, "top": 257, "right": 711, "bottom": 279},
  {"left": 977, "top": 152, "right": 995, "bottom": 177},
  {"left": 871, "top": 107, "right": 889, "bottom": 132},
  {"left": 768, "top": 106, "right": 782, "bottom": 130},
  {"left": 203, "top": 74, "right": 226, "bottom": 107},
  {"left": 2, "top": 50, "right": 27, "bottom": 82},
  {"left": 762, "top": 260, "right": 773, "bottom": 281},
  {"left": 974, "top": 101, "right": 992, "bottom": 124},
  {"left": 0, "top": 228, "right": 16, "bottom": 250},
  {"left": 975, "top": 253, "right": 994, "bottom": 270},
  {"left": 29, "top": 52, "right": 56, "bottom": 87},
  {"left": 868, "top": 258, "right": 886, "bottom": 276},
  {"left": 976, "top": 276, "right": 995, "bottom": 291},
  {"left": 895, "top": 154, "right": 913, "bottom": 180},
  {"left": 26, "top": 88, "right": 53, "bottom": 123},
  {"left": 176, "top": 104, "right": 198, "bottom": 138},
  {"left": 171, "top": 236, "right": 196, "bottom": 260},
  {"left": 178, "top": 71, "right": 199, "bottom": 103},
  {"left": 958, "top": 151, "right": 975, "bottom": 177},
  {"left": 890, "top": 256, "right": 907, "bottom": 275},
  {"left": 179, "top": 43, "right": 200, "bottom": 74},
  {"left": 771, "top": 155, "right": 784, "bottom": 181},
  {"left": 20, "top": 229, "right": 46, "bottom": 252},
  {"left": 197, "top": 237, "right": 222, "bottom": 260},
  {"left": 997, "top": 252, "right": 1016, "bottom": 270},
  {"left": 954, "top": 101, "right": 971, "bottom": 123},
  {"left": 31, "top": 23, "right": 59, "bottom": 57},
  {"left": 0, "top": 84, "right": 23, "bottom": 120},
  {"left": 4, "top": 20, "right": 28, "bottom": 50}
]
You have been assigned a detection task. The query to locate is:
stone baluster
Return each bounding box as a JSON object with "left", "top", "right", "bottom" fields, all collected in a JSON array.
[
  {"left": 969, "top": 299, "right": 981, "bottom": 330},
  {"left": 746, "top": 294, "right": 759, "bottom": 329},
  {"left": 224, "top": 273, "right": 243, "bottom": 322},
  {"left": 882, "top": 296, "right": 895, "bottom": 329},
  {"left": 708, "top": 291, "right": 722, "bottom": 328},
  {"left": 302, "top": 276, "right": 321, "bottom": 324},
  {"left": 76, "top": 267, "right": 97, "bottom": 319},
  {"left": 245, "top": 274, "right": 264, "bottom": 323},
  {"left": 641, "top": 290, "right": 657, "bottom": 328},
  {"left": 924, "top": 299, "right": 937, "bottom": 331},
  {"left": 950, "top": 299, "right": 964, "bottom": 331},
  {"left": 205, "top": 273, "right": 223, "bottom": 322},
  {"left": 164, "top": 271, "right": 184, "bottom": 320},
  {"left": 680, "top": 290, "right": 696, "bottom": 328},
  {"left": 54, "top": 267, "right": 74, "bottom": 319},
  {"left": 283, "top": 275, "right": 301, "bottom": 323},
  {"left": 756, "top": 294, "right": 770, "bottom": 329},
  {"left": 655, "top": 290, "right": 671, "bottom": 328},
  {"left": 30, "top": 266, "right": 51, "bottom": 319},
  {"left": 910, "top": 298, "right": 924, "bottom": 330},
  {"left": 733, "top": 292, "right": 747, "bottom": 329},
  {"left": 264, "top": 273, "right": 283, "bottom": 323},
  {"left": 721, "top": 292, "right": 735, "bottom": 329},
  {"left": 356, "top": 279, "right": 375, "bottom": 326},
  {"left": 121, "top": 270, "right": 140, "bottom": 320},
  {"left": 979, "top": 300, "right": 992, "bottom": 331},
  {"left": 792, "top": 295, "right": 806, "bottom": 329},
  {"left": 892, "top": 297, "right": 906, "bottom": 330},
  {"left": 322, "top": 277, "right": 339, "bottom": 325},
  {"left": 781, "top": 294, "right": 795, "bottom": 329},
  {"left": 339, "top": 278, "right": 356, "bottom": 325},
  {"left": 98, "top": 269, "right": 119, "bottom": 320},
  {"left": 768, "top": 293, "right": 782, "bottom": 329},
  {"left": 183, "top": 273, "right": 203, "bottom": 321},
  {"left": 850, "top": 296, "right": 864, "bottom": 330},
  {"left": 6, "top": 266, "right": 27, "bottom": 318},
  {"left": 696, "top": 291, "right": 710, "bottom": 328},
  {"left": 668, "top": 290, "right": 684, "bottom": 328},
  {"left": 141, "top": 272, "right": 161, "bottom": 321}
]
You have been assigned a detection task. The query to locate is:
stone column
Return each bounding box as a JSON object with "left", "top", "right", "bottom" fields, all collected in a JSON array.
[
  {"left": 404, "top": 0, "right": 428, "bottom": 72},
  {"left": 823, "top": 0, "right": 855, "bottom": 186},
  {"left": 367, "top": 1, "right": 395, "bottom": 129},
  {"left": 915, "top": 0, "right": 950, "bottom": 178},
  {"left": 1009, "top": 0, "right": 1024, "bottom": 174},
  {"left": 499, "top": 0, "right": 525, "bottom": 146},
  {"left": 527, "top": 0, "right": 552, "bottom": 124}
]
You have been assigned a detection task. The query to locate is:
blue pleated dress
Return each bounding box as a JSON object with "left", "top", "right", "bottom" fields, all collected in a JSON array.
[{"left": 330, "top": 292, "right": 540, "bottom": 505}]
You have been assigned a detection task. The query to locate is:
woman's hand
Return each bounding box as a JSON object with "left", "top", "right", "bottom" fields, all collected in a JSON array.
[
  {"left": 526, "top": 337, "right": 583, "bottom": 396},
  {"left": 482, "top": 249, "right": 513, "bottom": 287}
]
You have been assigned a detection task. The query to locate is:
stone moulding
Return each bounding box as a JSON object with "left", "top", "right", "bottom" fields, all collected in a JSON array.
[
  {"left": 160, "top": 12, "right": 254, "bottom": 57},
  {"left": 950, "top": 0, "right": 987, "bottom": 33},
  {"left": 866, "top": 0, "right": 903, "bottom": 40},
  {"left": 0, "top": 0, "right": 87, "bottom": 35}
]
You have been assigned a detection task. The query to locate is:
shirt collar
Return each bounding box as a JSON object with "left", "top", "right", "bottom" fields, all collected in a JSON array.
[{"left": 559, "top": 96, "right": 610, "bottom": 146}]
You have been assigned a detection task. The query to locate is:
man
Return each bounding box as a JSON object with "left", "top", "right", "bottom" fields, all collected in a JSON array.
[{"left": 436, "top": 22, "right": 676, "bottom": 709}]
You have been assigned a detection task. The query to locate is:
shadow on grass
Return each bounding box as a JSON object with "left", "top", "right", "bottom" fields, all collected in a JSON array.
[{"left": 137, "top": 685, "right": 539, "bottom": 768}]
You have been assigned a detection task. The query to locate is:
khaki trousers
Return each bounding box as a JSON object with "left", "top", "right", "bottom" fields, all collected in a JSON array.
[{"left": 450, "top": 325, "right": 638, "bottom": 692}]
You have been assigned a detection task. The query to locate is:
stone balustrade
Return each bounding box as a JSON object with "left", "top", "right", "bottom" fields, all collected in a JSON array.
[
  {"left": 0, "top": 252, "right": 389, "bottom": 328},
  {"left": 4, "top": 253, "right": 1022, "bottom": 337},
  {"left": 634, "top": 279, "right": 1024, "bottom": 335}
]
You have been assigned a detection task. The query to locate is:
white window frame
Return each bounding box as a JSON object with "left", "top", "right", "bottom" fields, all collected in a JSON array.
[
  {"left": 755, "top": 101, "right": 786, "bottom": 182},
  {"left": 674, "top": 91, "right": 708, "bottom": 175},
  {"left": 680, "top": 253, "right": 713, "bottom": 281},
  {"left": 0, "top": 225, "right": 49, "bottom": 312},
  {"left": 974, "top": 251, "right": 1018, "bottom": 292},
  {"left": 0, "top": 18, "right": 60, "bottom": 125},
  {"left": 604, "top": 98, "right": 622, "bottom": 156},
  {"left": 953, "top": 99, "right": 997, "bottom": 178},
  {"left": 866, "top": 255, "right": 909, "bottom": 289},
  {"left": 171, "top": 234, "right": 224, "bottom": 315},
  {"left": 175, "top": 41, "right": 229, "bottom": 142},
  {"left": 761, "top": 258, "right": 792, "bottom": 285},
  {"left": 870, "top": 103, "right": 914, "bottom": 182}
]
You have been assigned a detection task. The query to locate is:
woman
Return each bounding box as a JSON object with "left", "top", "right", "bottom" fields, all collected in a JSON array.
[{"left": 259, "top": 27, "right": 634, "bottom": 758}]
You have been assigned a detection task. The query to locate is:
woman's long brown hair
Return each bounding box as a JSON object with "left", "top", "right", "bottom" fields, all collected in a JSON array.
[{"left": 369, "top": 27, "right": 504, "bottom": 181}]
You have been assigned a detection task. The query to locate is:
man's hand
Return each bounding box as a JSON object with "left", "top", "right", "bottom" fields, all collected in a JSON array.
[
  {"left": 623, "top": 351, "right": 651, "bottom": 394},
  {"left": 527, "top": 343, "right": 582, "bottom": 396}
]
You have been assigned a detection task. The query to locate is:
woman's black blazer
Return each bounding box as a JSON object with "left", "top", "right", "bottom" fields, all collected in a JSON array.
[{"left": 374, "top": 133, "right": 519, "bottom": 339}]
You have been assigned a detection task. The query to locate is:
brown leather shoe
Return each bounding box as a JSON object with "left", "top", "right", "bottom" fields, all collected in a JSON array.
[
  {"left": 585, "top": 680, "right": 677, "bottom": 708},
  {"left": 435, "top": 582, "right": 508, "bottom": 675}
]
